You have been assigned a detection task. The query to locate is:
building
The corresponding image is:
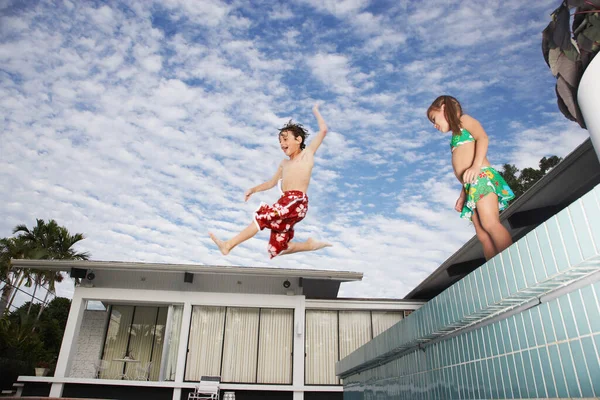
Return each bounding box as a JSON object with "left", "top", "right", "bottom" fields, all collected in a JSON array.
[{"left": 12, "top": 260, "right": 424, "bottom": 400}]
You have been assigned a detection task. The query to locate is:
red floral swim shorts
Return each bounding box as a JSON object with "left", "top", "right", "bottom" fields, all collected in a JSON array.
[{"left": 254, "top": 190, "right": 308, "bottom": 258}]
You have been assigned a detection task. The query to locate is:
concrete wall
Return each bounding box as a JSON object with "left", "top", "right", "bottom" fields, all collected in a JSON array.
[{"left": 579, "top": 54, "right": 600, "bottom": 161}]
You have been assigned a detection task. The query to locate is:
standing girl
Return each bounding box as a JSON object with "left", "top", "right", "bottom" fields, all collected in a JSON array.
[{"left": 427, "top": 95, "right": 515, "bottom": 260}]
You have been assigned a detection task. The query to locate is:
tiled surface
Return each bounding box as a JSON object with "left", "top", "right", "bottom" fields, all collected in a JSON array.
[
  {"left": 339, "top": 185, "right": 600, "bottom": 399},
  {"left": 343, "top": 286, "right": 600, "bottom": 399}
]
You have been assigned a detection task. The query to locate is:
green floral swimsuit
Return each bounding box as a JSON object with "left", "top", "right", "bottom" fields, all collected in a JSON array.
[{"left": 451, "top": 129, "right": 515, "bottom": 221}]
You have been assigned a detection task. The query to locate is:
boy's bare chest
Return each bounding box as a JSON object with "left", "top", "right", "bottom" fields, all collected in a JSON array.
[{"left": 282, "top": 156, "right": 313, "bottom": 175}]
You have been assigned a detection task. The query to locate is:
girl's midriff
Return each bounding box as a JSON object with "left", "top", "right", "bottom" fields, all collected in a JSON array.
[{"left": 451, "top": 141, "right": 490, "bottom": 183}]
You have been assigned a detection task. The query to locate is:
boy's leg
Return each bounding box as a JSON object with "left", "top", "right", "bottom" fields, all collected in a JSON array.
[
  {"left": 472, "top": 210, "right": 498, "bottom": 260},
  {"left": 279, "top": 238, "right": 332, "bottom": 256},
  {"left": 476, "top": 194, "right": 513, "bottom": 256},
  {"left": 209, "top": 222, "right": 259, "bottom": 256}
]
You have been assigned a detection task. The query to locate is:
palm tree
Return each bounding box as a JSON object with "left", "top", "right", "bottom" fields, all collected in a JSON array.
[
  {"left": 0, "top": 237, "right": 28, "bottom": 316},
  {"left": 0, "top": 219, "right": 90, "bottom": 317},
  {"left": 0, "top": 236, "right": 41, "bottom": 316}
]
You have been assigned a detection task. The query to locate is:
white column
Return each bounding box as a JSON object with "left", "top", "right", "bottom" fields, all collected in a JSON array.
[
  {"left": 578, "top": 54, "right": 600, "bottom": 161},
  {"left": 49, "top": 291, "right": 86, "bottom": 397},
  {"left": 172, "top": 302, "right": 193, "bottom": 400},
  {"left": 293, "top": 392, "right": 304, "bottom": 400},
  {"left": 292, "top": 296, "right": 305, "bottom": 400}
]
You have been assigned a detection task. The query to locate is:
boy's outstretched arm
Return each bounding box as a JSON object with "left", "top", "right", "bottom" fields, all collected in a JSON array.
[
  {"left": 306, "top": 103, "right": 328, "bottom": 155},
  {"left": 245, "top": 162, "right": 283, "bottom": 201}
]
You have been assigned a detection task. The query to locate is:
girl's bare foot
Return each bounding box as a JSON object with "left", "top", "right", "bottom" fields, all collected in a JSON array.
[
  {"left": 306, "top": 237, "right": 332, "bottom": 251},
  {"left": 209, "top": 232, "right": 231, "bottom": 255}
]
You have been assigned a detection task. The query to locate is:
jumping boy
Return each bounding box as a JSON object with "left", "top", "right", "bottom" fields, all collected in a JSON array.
[{"left": 209, "top": 103, "right": 332, "bottom": 258}]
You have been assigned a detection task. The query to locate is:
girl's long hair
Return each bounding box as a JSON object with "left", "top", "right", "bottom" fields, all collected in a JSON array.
[{"left": 427, "top": 95, "right": 463, "bottom": 136}]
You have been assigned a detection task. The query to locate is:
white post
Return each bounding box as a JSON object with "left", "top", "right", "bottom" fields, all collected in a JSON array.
[
  {"left": 172, "top": 302, "right": 193, "bottom": 400},
  {"left": 578, "top": 54, "right": 600, "bottom": 161},
  {"left": 49, "top": 291, "right": 86, "bottom": 397},
  {"left": 292, "top": 296, "right": 305, "bottom": 400}
]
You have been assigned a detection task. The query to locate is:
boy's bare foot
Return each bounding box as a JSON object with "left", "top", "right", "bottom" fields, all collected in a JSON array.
[
  {"left": 209, "top": 232, "right": 231, "bottom": 255},
  {"left": 306, "top": 237, "right": 332, "bottom": 251}
]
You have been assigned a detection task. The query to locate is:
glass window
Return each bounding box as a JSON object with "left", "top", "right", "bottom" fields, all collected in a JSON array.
[
  {"left": 100, "top": 305, "right": 167, "bottom": 381},
  {"left": 257, "top": 308, "right": 293, "bottom": 384},
  {"left": 221, "top": 307, "right": 260, "bottom": 383},
  {"left": 305, "top": 309, "right": 405, "bottom": 385},
  {"left": 372, "top": 311, "right": 403, "bottom": 337},
  {"left": 185, "top": 306, "right": 293, "bottom": 384},
  {"left": 305, "top": 310, "right": 339, "bottom": 385},
  {"left": 85, "top": 300, "right": 106, "bottom": 311},
  {"left": 339, "top": 311, "right": 372, "bottom": 359},
  {"left": 163, "top": 305, "right": 184, "bottom": 381},
  {"left": 185, "top": 306, "right": 226, "bottom": 381},
  {"left": 101, "top": 305, "right": 134, "bottom": 379}
]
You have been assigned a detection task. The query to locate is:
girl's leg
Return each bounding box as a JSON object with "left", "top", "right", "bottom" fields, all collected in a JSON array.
[
  {"left": 279, "top": 238, "right": 332, "bottom": 256},
  {"left": 476, "top": 193, "right": 513, "bottom": 256},
  {"left": 209, "top": 222, "right": 259, "bottom": 255},
  {"left": 472, "top": 210, "right": 498, "bottom": 260}
]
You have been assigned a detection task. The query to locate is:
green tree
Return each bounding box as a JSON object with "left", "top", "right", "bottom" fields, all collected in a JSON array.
[
  {"left": 500, "top": 156, "right": 562, "bottom": 200},
  {"left": 0, "top": 297, "right": 71, "bottom": 390},
  {"left": 498, "top": 163, "right": 522, "bottom": 198},
  {"left": 0, "top": 237, "right": 28, "bottom": 317},
  {"left": 37, "top": 297, "right": 71, "bottom": 358}
]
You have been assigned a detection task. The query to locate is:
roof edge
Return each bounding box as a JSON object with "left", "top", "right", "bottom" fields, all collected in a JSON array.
[
  {"left": 10, "top": 259, "right": 363, "bottom": 281},
  {"left": 404, "top": 138, "right": 594, "bottom": 299}
]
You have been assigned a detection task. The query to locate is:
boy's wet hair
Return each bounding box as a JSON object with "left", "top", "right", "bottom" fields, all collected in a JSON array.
[{"left": 278, "top": 120, "right": 310, "bottom": 150}]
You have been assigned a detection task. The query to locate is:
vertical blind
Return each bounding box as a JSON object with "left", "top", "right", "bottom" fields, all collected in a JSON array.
[
  {"left": 221, "top": 307, "right": 260, "bottom": 382},
  {"left": 305, "top": 310, "right": 339, "bottom": 385},
  {"left": 305, "top": 310, "right": 405, "bottom": 385},
  {"left": 100, "top": 306, "right": 406, "bottom": 384},
  {"left": 338, "top": 311, "right": 372, "bottom": 360},
  {"left": 257, "top": 308, "right": 293, "bottom": 384},
  {"left": 185, "top": 306, "right": 226, "bottom": 381},
  {"left": 185, "top": 306, "right": 293, "bottom": 384},
  {"left": 372, "top": 311, "right": 403, "bottom": 337}
]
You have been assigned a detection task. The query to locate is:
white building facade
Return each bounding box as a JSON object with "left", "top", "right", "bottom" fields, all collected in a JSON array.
[{"left": 13, "top": 260, "right": 424, "bottom": 400}]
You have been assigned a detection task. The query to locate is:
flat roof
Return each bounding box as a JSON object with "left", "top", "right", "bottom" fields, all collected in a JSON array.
[
  {"left": 405, "top": 138, "right": 600, "bottom": 300},
  {"left": 11, "top": 259, "right": 363, "bottom": 281}
]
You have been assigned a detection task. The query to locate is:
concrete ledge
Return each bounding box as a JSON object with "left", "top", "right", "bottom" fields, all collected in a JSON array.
[{"left": 17, "top": 376, "right": 344, "bottom": 392}]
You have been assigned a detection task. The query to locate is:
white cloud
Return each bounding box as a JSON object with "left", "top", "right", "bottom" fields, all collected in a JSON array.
[
  {"left": 161, "top": 0, "right": 232, "bottom": 26},
  {"left": 307, "top": 53, "right": 357, "bottom": 95},
  {"left": 0, "top": 0, "right": 585, "bottom": 306},
  {"left": 507, "top": 119, "right": 589, "bottom": 169},
  {"left": 303, "top": 0, "right": 370, "bottom": 17},
  {"left": 268, "top": 4, "right": 295, "bottom": 20}
]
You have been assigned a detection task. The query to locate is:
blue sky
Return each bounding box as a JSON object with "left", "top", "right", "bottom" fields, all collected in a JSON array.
[{"left": 0, "top": 0, "right": 590, "bottom": 302}]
